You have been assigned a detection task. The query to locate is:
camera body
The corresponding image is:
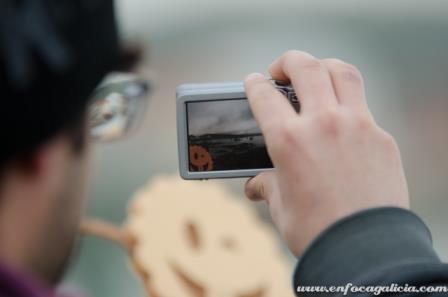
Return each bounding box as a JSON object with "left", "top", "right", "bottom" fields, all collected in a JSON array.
[{"left": 176, "top": 81, "right": 299, "bottom": 180}]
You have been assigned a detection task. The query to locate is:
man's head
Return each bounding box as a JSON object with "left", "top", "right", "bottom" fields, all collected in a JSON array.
[{"left": 0, "top": 0, "right": 119, "bottom": 284}]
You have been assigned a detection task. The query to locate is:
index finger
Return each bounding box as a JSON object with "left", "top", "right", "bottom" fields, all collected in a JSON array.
[
  {"left": 269, "top": 51, "right": 338, "bottom": 113},
  {"left": 244, "top": 73, "right": 297, "bottom": 135}
]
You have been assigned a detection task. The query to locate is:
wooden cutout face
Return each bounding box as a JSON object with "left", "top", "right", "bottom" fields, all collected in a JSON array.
[
  {"left": 126, "top": 176, "right": 294, "bottom": 297},
  {"left": 189, "top": 145, "right": 214, "bottom": 171}
]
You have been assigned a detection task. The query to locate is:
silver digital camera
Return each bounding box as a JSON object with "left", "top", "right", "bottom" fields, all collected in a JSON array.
[{"left": 176, "top": 81, "right": 300, "bottom": 180}]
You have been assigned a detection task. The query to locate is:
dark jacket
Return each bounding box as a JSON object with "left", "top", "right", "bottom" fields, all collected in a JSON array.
[{"left": 293, "top": 207, "right": 448, "bottom": 296}]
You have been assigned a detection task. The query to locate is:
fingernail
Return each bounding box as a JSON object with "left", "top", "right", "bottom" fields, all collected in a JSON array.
[
  {"left": 244, "top": 177, "right": 261, "bottom": 201},
  {"left": 246, "top": 72, "right": 264, "bottom": 80},
  {"left": 244, "top": 177, "right": 255, "bottom": 199}
]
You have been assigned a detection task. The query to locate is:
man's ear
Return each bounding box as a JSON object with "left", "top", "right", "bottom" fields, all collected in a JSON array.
[{"left": 12, "top": 136, "right": 72, "bottom": 186}]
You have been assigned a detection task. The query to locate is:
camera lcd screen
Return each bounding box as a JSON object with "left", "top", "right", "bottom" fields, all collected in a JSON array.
[{"left": 186, "top": 98, "right": 273, "bottom": 172}]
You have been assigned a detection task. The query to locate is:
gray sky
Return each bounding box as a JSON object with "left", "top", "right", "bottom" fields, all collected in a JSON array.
[{"left": 187, "top": 99, "right": 261, "bottom": 136}]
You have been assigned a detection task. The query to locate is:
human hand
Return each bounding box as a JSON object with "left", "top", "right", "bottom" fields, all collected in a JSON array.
[{"left": 244, "top": 50, "right": 410, "bottom": 257}]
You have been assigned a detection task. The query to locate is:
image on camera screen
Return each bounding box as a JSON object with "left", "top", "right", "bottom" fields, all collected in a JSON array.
[{"left": 187, "top": 98, "right": 273, "bottom": 172}]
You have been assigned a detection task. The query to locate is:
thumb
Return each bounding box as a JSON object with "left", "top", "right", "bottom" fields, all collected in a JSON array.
[{"left": 244, "top": 171, "right": 276, "bottom": 202}]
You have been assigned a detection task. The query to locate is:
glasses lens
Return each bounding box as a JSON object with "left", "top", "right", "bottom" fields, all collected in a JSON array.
[{"left": 89, "top": 75, "right": 149, "bottom": 142}]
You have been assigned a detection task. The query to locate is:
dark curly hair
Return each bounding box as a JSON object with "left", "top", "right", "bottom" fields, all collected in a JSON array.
[{"left": 0, "top": 0, "right": 119, "bottom": 168}]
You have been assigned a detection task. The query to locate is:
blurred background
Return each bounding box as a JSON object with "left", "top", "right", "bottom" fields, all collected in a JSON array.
[{"left": 63, "top": 0, "right": 448, "bottom": 296}]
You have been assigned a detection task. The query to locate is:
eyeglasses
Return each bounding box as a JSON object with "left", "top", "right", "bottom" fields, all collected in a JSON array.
[{"left": 88, "top": 73, "right": 150, "bottom": 142}]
